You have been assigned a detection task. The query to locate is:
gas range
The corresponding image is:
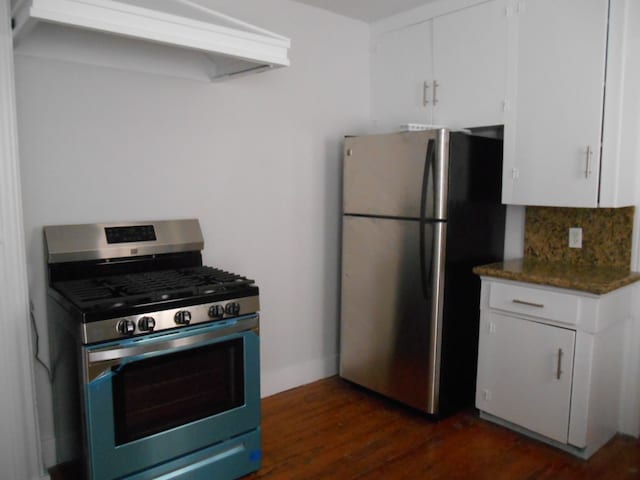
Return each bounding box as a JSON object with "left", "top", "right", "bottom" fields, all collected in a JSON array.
[{"left": 44, "top": 219, "right": 263, "bottom": 480}]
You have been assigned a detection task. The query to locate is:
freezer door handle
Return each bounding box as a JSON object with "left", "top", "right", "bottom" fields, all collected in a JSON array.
[
  {"left": 419, "top": 139, "right": 436, "bottom": 298},
  {"left": 420, "top": 223, "right": 428, "bottom": 298}
]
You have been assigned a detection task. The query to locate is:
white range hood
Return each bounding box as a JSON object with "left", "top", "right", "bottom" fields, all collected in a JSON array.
[{"left": 11, "top": 0, "right": 291, "bottom": 81}]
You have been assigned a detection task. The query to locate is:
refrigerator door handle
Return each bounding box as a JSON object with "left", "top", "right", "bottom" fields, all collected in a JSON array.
[
  {"left": 419, "top": 139, "right": 436, "bottom": 298},
  {"left": 427, "top": 221, "right": 447, "bottom": 412},
  {"left": 433, "top": 129, "right": 449, "bottom": 220},
  {"left": 420, "top": 225, "right": 427, "bottom": 299}
]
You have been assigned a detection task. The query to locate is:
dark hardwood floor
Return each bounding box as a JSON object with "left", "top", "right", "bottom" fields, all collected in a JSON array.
[
  {"left": 51, "top": 376, "right": 640, "bottom": 479},
  {"left": 248, "top": 377, "right": 640, "bottom": 479}
]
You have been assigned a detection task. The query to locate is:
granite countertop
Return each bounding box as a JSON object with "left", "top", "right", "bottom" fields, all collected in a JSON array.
[{"left": 473, "top": 258, "right": 640, "bottom": 295}]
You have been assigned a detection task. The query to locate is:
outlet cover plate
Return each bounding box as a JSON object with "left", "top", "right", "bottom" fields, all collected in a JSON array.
[{"left": 569, "top": 227, "right": 583, "bottom": 248}]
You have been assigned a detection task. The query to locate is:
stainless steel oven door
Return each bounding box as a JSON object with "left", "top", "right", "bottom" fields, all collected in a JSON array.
[{"left": 81, "top": 315, "right": 261, "bottom": 480}]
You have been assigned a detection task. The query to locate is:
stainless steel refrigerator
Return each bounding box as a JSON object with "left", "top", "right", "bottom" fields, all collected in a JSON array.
[{"left": 340, "top": 128, "right": 506, "bottom": 417}]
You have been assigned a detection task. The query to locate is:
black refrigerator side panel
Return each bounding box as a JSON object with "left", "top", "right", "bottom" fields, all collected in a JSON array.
[{"left": 437, "top": 133, "right": 506, "bottom": 416}]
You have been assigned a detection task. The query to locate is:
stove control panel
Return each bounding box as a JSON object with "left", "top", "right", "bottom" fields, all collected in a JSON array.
[{"left": 83, "top": 296, "right": 260, "bottom": 343}]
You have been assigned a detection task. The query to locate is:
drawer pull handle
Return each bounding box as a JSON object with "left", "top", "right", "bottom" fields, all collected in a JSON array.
[
  {"left": 556, "top": 348, "right": 564, "bottom": 380},
  {"left": 512, "top": 299, "right": 544, "bottom": 308}
]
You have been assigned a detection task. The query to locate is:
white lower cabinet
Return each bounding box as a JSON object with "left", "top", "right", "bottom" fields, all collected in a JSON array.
[
  {"left": 477, "top": 312, "right": 575, "bottom": 444},
  {"left": 476, "top": 278, "right": 630, "bottom": 458}
]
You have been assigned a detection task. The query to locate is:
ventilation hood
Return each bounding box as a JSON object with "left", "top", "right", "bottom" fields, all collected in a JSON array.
[{"left": 11, "top": 0, "right": 291, "bottom": 81}]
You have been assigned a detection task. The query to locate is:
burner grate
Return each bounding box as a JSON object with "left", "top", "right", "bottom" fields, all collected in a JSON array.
[{"left": 52, "top": 266, "right": 255, "bottom": 312}]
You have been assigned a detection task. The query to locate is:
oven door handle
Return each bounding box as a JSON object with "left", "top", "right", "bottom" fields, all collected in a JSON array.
[{"left": 88, "top": 317, "right": 258, "bottom": 365}]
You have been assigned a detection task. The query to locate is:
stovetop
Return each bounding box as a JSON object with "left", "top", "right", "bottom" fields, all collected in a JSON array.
[{"left": 52, "top": 266, "right": 257, "bottom": 315}]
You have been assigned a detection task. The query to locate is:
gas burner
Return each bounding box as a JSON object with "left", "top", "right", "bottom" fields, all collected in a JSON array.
[{"left": 200, "top": 286, "right": 221, "bottom": 295}]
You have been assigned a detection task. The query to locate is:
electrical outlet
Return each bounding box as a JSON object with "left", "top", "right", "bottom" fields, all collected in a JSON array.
[{"left": 569, "top": 227, "right": 583, "bottom": 248}]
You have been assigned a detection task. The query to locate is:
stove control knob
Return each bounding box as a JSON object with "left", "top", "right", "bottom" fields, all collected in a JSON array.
[
  {"left": 138, "top": 316, "right": 156, "bottom": 331},
  {"left": 225, "top": 302, "right": 240, "bottom": 316},
  {"left": 116, "top": 319, "right": 136, "bottom": 336},
  {"left": 174, "top": 310, "right": 192, "bottom": 325},
  {"left": 208, "top": 305, "right": 225, "bottom": 318}
]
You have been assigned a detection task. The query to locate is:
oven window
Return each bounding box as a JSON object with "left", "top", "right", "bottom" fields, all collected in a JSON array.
[{"left": 112, "top": 338, "right": 245, "bottom": 445}]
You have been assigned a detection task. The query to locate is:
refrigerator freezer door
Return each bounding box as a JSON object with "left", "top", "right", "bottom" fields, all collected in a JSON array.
[
  {"left": 343, "top": 130, "right": 447, "bottom": 220},
  {"left": 340, "top": 215, "right": 446, "bottom": 413}
]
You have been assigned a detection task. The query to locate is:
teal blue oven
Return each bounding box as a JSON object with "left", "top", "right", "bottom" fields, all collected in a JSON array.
[{"left": 81, "top": 315, "right": 262, "bottom": 480}]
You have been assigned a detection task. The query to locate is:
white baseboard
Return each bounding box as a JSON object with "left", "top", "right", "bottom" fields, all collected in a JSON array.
[{"left": 261, "top": 354, "right": 338, "bottom": 398}]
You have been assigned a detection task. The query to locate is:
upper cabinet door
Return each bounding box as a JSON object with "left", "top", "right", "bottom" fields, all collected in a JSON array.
[
  {"left": 432, "top": 0, "right": 508, "bottom": 129},
  {"left": 371, "top": 21, "right": 433, "bottom": 133},
  {"left": 502, "top": 0, "right": 609, "bottom": 207},
  {"left": 599, "top": 0, "right": 640, "bottom": 208},
  {"left": 370, "top": 1, "right": 508, "bottom": 133}
]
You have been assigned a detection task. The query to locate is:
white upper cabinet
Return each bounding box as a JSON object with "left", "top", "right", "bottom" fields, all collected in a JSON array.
[
  {"left": 431, "top": 0, "right": 508, "bottom": 129},
  {"left": 371, "top": 0, "right": 508, "bottom": 133},
  {"left": 502, "top": 0, "right": 639, "bottom": 207},
  {"left": 371, "top": 21, "right": 433, "bottom": 132}
]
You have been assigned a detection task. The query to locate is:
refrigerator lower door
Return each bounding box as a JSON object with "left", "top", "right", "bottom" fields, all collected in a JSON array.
[{"left": 340, "top": 215, "right": 446, "bottom": 413}]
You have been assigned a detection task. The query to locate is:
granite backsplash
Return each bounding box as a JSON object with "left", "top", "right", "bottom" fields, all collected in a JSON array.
[{"left": 524, "top": 206, "right": 634, "bottom": 269}]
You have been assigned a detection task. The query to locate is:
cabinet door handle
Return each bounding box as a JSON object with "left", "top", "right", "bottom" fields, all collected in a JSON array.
[
  {"left": 432, "top": 80, "right": 439, "bottom": 105},
  {"left": 556, "top": 348, "right": 564, "bottom": 380},
  {"left": 423, "top": 81, "right": 429, "bottom": 106},
  {"left": 585, "top": 145, "right": 593, "bottom": 179},
  {"left": 512, "top": 299, "right": 544, "bottom": 308}
]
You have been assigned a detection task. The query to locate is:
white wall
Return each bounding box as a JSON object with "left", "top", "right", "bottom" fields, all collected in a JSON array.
[{"left": 15, "top": 0, "right": 370, "bottom": 467}]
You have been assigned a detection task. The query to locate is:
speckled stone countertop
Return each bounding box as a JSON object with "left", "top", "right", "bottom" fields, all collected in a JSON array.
[{"left": 473, "top": 258, "right": 640, "bottom": 295}]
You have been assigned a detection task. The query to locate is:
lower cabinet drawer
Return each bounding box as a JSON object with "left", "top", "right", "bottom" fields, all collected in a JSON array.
[{"left": 488, "top": 281, "right": 580, "bottom": 325}]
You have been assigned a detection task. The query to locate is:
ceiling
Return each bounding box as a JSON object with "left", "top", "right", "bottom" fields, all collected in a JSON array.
[{"left": 292, "top": 0, "right": 439, "bottom": 23}]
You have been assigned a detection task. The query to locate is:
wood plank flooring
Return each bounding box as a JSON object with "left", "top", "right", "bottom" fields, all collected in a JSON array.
[
  {"left": 248, "top": 377, "right": 640, "bottom": 479},
  {"left": 50, "top": 376, "right": 640, "bottom": 479}
]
